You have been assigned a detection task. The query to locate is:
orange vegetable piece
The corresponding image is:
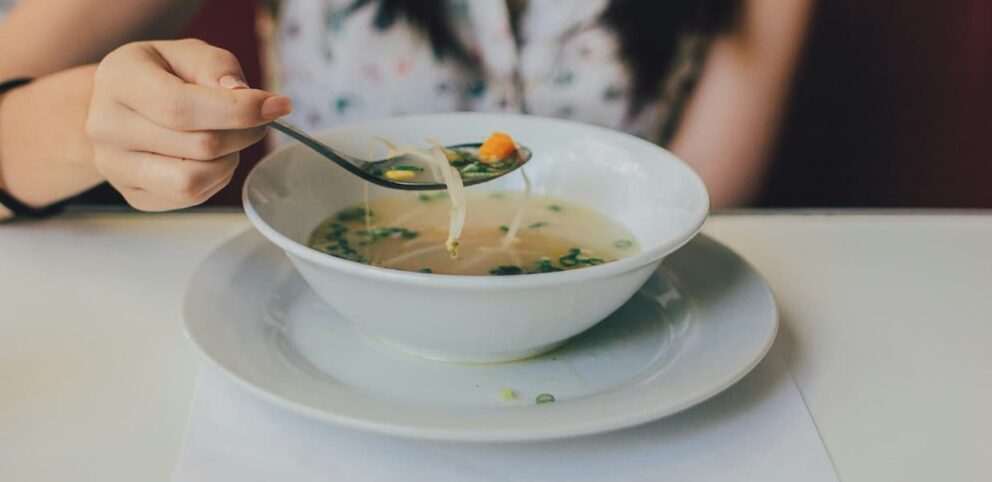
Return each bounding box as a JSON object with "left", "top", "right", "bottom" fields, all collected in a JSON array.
[{"left": 478, "top": 131, "right": 517, "bottom": 164}]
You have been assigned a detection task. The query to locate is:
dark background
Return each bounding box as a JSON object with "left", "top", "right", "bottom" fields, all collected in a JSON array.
[
  {"left": 81, "top": 0, "right": 992, "bottom": 208},
  {"left": 759, "top": 0, "right": 991, "bottom": 208}
]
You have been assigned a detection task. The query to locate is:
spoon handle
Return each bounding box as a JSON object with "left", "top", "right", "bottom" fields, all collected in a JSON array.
[{"left": 268, "top": 119, "right": 368, "bottom": 174}]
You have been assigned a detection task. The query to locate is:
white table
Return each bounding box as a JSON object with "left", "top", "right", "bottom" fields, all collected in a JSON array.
[{"left": 1, "top": 211, "right": 989, "bottom": 481}]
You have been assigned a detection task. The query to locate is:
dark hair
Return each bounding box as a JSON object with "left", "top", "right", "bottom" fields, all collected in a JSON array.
[
  {"left": 350, "top": 0, "right": 740, "bottom": 109},
  {"left": 602, "top": 0, "right": 739, "bottom": 108},
  {"left": 348, "top": 0, "right": 473, "bottom": 64}
]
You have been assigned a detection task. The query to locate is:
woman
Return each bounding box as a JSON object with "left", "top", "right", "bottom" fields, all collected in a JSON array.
[{"left": 0, "top": 0, "right": 811, "bottom": 218}]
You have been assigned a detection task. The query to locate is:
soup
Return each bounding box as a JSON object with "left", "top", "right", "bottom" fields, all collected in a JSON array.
[{"left": 308, "top": 191, "right": 639, "bottom": 275}]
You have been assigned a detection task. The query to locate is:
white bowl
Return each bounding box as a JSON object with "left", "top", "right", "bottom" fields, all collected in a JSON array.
[{"left": 244, "top": 113, "right": 709, "bottom": 363}]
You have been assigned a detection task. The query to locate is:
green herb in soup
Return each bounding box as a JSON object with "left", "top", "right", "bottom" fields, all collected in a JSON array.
[
  {"left": 417, "top": 192, "right": 448, "bottom": 202},
  {"left": 336, "top": 207, "right": 372, "bottom": 222},
  {"left": 613, "top": 239, "right": 634, "bottom": 249},
  {"left": 308, "top": 192, "right": 639, "bottom": 276},
  {"left": 536, "top": 393, "right": 556, "bottom": 404},
  {"left": 489, "top": 265, "right": 525, "bottom": 276}
]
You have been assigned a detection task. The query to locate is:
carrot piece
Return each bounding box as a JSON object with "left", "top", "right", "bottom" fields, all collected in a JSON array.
[{"left": 478, "top": 132, "right": 517, "bottom": 164}]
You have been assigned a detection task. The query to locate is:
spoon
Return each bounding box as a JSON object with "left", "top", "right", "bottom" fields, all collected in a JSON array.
[{"left": 269, "top": 119, "right": 532, "bottom": 191}]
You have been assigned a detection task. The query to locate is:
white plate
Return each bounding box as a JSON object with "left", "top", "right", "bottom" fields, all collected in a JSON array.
[{"left": 184, "top": 230, "right": 777, "bottom": 442}]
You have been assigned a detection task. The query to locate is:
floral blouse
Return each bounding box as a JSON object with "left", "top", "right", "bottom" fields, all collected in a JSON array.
[
  {"left": 275, "top": 0, "right": 709, "bottom": 145},
  {"left": 0, "top": 0, "right": 709, "bottom": 145}
]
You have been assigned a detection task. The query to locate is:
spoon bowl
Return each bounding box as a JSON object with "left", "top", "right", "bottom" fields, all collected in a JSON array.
[{"left": 269, "top": 120, "right": 532, "bottom": 190}]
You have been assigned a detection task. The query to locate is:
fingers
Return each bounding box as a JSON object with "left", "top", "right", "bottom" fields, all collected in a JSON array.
[
  {"left": 111, "top": 187, "right": 191, "bottom": 213},
  {"left": 98, "top": 41, "right": 292, "bottom": 131},
  {"left": 90, "top": 101, "right": 267, "bottom": 161},
  {"left": 152, "top": 38, "right": 245, "bottom": 88},
  {"left": 88, "top": 39, "right": 291, "bottom": 212},
  {"left": 97, "top": 150, "right": 239, "bottom": 211}
]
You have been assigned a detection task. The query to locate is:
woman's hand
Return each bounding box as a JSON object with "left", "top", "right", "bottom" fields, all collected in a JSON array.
[{"left": 86, "top": 39, "right": 291, "bottom": 211}]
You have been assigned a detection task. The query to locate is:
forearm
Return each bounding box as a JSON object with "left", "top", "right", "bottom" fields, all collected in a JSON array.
[
  {"left": 0, "top": 0, "right": 200, "bottom": 78},
  {"left": 670, "top": 39, "right": 788, "bottom": 209},
  {"left": 0, "top": 65, "right": 102, "bottom": 218},
  {"left": 670, "top": 0, "right": 813, "bottom": 209}
]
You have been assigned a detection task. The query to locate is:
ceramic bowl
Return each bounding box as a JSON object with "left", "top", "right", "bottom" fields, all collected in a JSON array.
[{"left": 244, "top": 113, "right": 708, "bottom": 362}]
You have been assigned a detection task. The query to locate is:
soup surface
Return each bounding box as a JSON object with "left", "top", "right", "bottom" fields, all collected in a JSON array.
[{"left": 308, "top": 191, "right": 639, "bottom": 275}]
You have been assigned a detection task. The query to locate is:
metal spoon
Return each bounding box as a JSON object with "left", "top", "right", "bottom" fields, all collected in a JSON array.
[{"left": 269, "top": 120, "right": 532, "bottom": 191}]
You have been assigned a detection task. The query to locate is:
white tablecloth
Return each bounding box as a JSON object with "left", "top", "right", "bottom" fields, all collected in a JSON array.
[
  {"left": 173, "top": 349, "right": 837, "bottom": 482},
  {"left": 3, "top": 212, "right": 990, "bottom": 481}
]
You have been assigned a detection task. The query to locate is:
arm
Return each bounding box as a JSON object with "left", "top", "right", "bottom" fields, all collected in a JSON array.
[
  {"left": 0, "top": 40, "right": 292, "bottom": 220},
  {"left": 0, "top": 1, "right": 290, "bottom": 219},
  {"left": 0, "top": 66, "right": 101, "bottom": 218},
  {"left": 669, "top": 0, "right": 814, "bottom": 208},
  {"left": 0, "top": 0, "right": 199, "bottom": 77},
  {"left": 0, "top": 0, "right": 201, "bottom": 218}
]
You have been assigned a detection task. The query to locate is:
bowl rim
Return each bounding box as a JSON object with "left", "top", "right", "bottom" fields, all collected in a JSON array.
[{"left": 243, "top": 112, "right": 709, "bottom": 289}]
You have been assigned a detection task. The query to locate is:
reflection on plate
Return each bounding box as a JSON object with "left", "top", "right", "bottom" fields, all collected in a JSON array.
[{"left": 184, "top": 230, "right": 776, "bottom": 441}]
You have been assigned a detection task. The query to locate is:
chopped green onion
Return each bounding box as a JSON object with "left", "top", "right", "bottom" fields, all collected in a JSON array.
[
  {"left": 613, "top": 239, "right": 633, "bottom": 249},
  {"left": 547, "top": 204, "right": 562, "bottom": 212},
  {"left": 558, "top": 248, "right": 602, "bottom": 268},
  {"left": 499, "top": 225, "right": 509, "bottom": 233},
  {"left": 337, "top": 207, "right": 372, "bottom": 222},
  {"left": 417, "top": 192, "right": 448, "bottom": 202},
  {"left": 489, "top": 265, "right": 524, "bottom": 276},
  {"left": 559, "top": 248, "right": 581, "bottom": 267},
  {"left": 317, "top": 219, "right": 367, "bottom": 263},
  {"left": 533, "top": 257, "right": 562, "bottom": 273},
  {"left": 445, "top": 148, "right": 474, "bottom": 167},
  {"left": 324, "top": 222, "right": 349, "bottom": 238},
  {"left": 388, "top": 165, "right": 424, "bottom": 172},
  {"left": 528, "top": 221, "right": 549, "bottom": 229},
  {"left": 419, "top": 268, "right": 432, "bottom": 273},
  {"left": 461, "top": 171, "right": 494, "bottom": 179},
  {"left": 536, "top": 393, "right": 556, "bottom": 404},
  {"left": 489, "top": 192, "right": 506, "bottom": 199},
  {"left": 459, "top": 162, "right": 494, "bottom": 176},
  {"left": 357, "top": 226, "right": 419, "bottom": 243}
]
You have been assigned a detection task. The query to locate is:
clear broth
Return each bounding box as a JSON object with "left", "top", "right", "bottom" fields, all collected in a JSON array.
[{"left": 308, "top": 191, "right": 639, "bottom": 275}]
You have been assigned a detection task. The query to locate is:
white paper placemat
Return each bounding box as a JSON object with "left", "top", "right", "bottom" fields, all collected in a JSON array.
[{"left": 172, "top": 346, "right": 837, "bottom": 482}]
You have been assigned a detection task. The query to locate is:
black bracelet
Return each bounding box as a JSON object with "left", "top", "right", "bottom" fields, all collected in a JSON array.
[{"left": 0, "top": 77, "right": 71, "bottom": 219}]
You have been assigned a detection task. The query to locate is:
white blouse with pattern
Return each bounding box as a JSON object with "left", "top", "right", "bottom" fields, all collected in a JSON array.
[
  {"left": 275, "top": 0, "right": 707, "bottom": 145},
  {"left": 0, "top": 0, "right": 707, "bottom": 145}
]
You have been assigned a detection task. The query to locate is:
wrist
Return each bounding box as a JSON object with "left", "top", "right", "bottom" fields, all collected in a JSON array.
[{"left": 0, "top": 65, "right": 103, "bottom": 207}]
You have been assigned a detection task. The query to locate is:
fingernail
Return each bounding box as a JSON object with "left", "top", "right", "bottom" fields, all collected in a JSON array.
[
  {"left": 261, "top": 96, "right": 293, "bottom": 120},
  {"left": 220, "top": 75, "right": 249, "bottom": 90}
]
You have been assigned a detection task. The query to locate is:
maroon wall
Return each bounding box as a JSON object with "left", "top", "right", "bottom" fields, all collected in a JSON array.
[{"left": 760, "top": 0, "right": 992, "bottom": 208}]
